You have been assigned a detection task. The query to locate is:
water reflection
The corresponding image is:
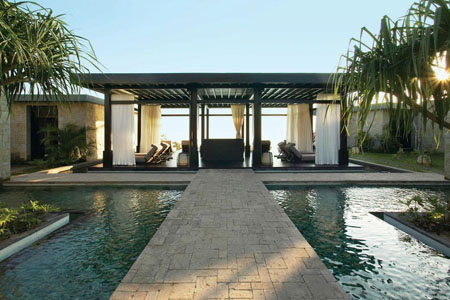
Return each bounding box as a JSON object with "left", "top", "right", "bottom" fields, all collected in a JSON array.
[
  {"left": 0, "top": 187, "right": 183, "bottom": 300},
  {"left": 271, "top": 186, "right": 450, "bottom": 300}
]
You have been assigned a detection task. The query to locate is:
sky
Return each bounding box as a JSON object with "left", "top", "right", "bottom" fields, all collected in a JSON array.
[
  {"left": 34, "top": 0, "right": 415, "bottom": 143},
  {"left": 36, "top": 0, "right": 414, "bottom": 73}
]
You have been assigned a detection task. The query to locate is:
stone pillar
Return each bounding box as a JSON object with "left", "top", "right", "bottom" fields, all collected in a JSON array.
[
  {"left": 444, "top": 127, "right": 450, "bottom": 180},
  {"left": 0, "top": 93, "right": 11, "bottom": 182}
]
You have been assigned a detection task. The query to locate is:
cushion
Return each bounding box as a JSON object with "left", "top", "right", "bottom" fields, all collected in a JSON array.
[
  {"left": 145, "top": 145, "right": 158, "bottom": 161},
  {"left": 288, "top": 144, "right": 302, "bottom": 160}
]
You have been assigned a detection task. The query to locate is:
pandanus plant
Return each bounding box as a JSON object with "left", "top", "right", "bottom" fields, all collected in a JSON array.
[
  {"left": 0, "top": 0, "right": 101, "bottom": 108},
  {"left": 332, "top": 0, "right": 450, "bottom": 146}
]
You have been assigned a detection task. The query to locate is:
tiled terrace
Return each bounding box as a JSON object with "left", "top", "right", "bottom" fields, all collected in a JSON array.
[{"left": 110, "top": 169, "right": 349, "bottom": 300}]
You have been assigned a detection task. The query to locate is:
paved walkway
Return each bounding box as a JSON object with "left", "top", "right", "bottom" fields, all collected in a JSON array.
[{"left": 110, "top": 170, "right": 349, "bottom": 300}]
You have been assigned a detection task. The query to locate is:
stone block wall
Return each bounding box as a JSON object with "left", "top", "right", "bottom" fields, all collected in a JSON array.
[
  {"left": 0, "top": 95, "right": 10, "bottom": 181},
  {"left": 347, "top": 110, "right": 389, "bottom": 148},
  {"left": 53, "top": 102, "right": 104, "bottom": 160},
  {"left": 347, "top": 109, "right": 447, "bottom": 152},
  {"left": 10, "top": 103, "right": 27, "bottom": 160},
  {"left": 10, "top": 101, "right": 104, "bottom": 161}
]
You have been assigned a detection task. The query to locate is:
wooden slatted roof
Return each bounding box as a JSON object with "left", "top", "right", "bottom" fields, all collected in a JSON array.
[{"left": 80, "top": 73, "right": 339, "bottom": 108}]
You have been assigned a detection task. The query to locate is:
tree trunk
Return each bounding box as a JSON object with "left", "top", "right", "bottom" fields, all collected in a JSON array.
[{"left": 0, "top": 90, "right": 11, "bottom": 182}]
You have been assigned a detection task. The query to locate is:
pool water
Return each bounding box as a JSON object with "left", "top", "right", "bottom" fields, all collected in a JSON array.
[
  {"left": 269, "top": 186, "right": 450, "bottom": 300},
  {"left": 0, "top": 186, "right": 183, "bottom": 300}
]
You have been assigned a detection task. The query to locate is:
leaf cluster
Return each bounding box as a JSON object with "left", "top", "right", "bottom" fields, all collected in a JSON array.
[
  {"left": 333, "top": 0, "right": 450, "bottom": 148},
  {"left": 0, "top": 200, "right": 59, "bottom": 239},
  {"left": 400, "top": 194, "right": 449, "bottom": 232},
  {"left": 38, "top": 123, "right": 95, "bottom": 167},
  {"left": 0, "top": 1, "right": 101, "bottom": 109}
]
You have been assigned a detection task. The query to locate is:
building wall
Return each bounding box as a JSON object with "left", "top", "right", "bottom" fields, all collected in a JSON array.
[
  {"left": 10, "top": 102, "right": 104, "bottom": 161},
  {"left": 10, "top": 103, "right": 27, "bottom": 160},
  {"left": 347, "top": 109, "right": 447, "bottom": 152},
  {"left": 0, "top": 94, "right": 11, "bottom": 181},
  {"left": 347, "top": 110, "right": 389, "bottom": 149},
  {"left": 58, "top": 102, "right": 104, "bottom": 160}
]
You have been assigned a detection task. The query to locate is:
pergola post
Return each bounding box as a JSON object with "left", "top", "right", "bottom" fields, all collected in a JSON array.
[
  {"left": 252, "top": 87, "right": 262, "bottom": 167},
  {"left": 245, "top": 103, "right": 250, "bottom": 157},
  {"left": 137, "top": 103, "right": 141, "bottom": 153},
  {"left": 339, "top": 94, "right": 349, "bottom": 166},
  {"left": 206, "top": 107, "right": 210, "bottom": 139},
  {"left": 189, "top": 87, "right": 199, "bottom": 169},
  {"left": 201, "top": 104, "right": 205, "bottom": 141},
  {"left": 103, "top": 88, "right": 112, "bottom": 168}
]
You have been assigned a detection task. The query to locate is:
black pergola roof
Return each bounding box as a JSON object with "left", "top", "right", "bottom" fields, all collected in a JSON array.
[{"left": 80, "top": 73, "right": 338, "bottom": 108}]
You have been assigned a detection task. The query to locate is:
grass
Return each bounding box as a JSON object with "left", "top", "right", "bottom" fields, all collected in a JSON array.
[{"left": 350, "top": 151, "right": 444, "bottom": 174}]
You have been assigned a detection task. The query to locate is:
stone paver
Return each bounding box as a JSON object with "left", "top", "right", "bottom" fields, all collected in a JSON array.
[{"left": 110, "top": 169, "right": 350, "bottom": 300}]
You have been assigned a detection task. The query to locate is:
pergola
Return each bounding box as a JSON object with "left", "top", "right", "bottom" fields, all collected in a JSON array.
[{"left": 80, "top": 73, "right": 348, "bottom": 169}]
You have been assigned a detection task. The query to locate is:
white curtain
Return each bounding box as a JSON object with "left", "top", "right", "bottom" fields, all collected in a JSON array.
[
  {"left": 286, "top": 104, "right": 313, "bottom": 152},
  {"left": 141, "top": 105, "right": 161, "bottom": 152},
  {"left": 112, "top": 94, "right": 135, "bottom": 165},
  {"left": 231, "top": 104, "right": 245, "bottom": 138},
  {"left": 315, "top": 103, "right": 341, "bottom": 165}
]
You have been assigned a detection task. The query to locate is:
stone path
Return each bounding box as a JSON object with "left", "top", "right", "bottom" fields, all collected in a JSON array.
[{"left": 110, "top": 169, "right": 349, "bottom": 300}]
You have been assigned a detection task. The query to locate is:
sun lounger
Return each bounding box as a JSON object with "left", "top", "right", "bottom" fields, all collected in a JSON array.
[
  {"left": 135, "top": 145, "right": 158, "bottom": 163},
  {"left": 276, "top": 141, "right": 315, "bottom": 163}
]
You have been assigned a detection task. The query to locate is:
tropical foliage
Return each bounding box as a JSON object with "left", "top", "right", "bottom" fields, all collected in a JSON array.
[
  {"left": 400, "top": 195, "right": 449, "bottom": 232},
  {"left": 0, "top": 0, "right": 100, "bottom": 108},
  {"left": 39, "top": 123, "right": 94, "bottom": 167},
  {"left": 333, "top": 0, "right": 450, "bottom": 144},
  {"left": 0, "top": 200, "right": 59, "bottom": 239}
]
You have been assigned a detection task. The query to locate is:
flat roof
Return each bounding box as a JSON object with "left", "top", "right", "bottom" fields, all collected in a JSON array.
[
  {"left": 80, "top": 73, "right": 339, "bottom": 108},
  {"left": 16, "top": 94, "right": 104, "bottom": 106}
]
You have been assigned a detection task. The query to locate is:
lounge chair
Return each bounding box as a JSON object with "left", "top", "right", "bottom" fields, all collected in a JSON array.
[
  {"left": 276, "top": 141, "right": 314, "bottom": 163},
  {"left": 135, "top": 145, "right": 158, "bottom": 164}
]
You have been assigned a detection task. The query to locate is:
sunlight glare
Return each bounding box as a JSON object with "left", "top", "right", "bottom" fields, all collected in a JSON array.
[{"left": 432, "top": 52, "right": 450, "bottom": 81}]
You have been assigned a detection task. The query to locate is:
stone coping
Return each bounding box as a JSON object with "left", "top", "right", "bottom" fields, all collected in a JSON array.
[
  {"left": 0, "top": 213, "right": 70, "bottom": 262},
  {"left": 383, "top": 212, "right": 450, "bottom": 257}
]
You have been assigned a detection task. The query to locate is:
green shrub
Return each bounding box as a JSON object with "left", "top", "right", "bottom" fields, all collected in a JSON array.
[
  {"left": 400, "top": 195, "right": 449, "bottom": 233},
  {"left": 382, "top": 135, "right": 401, "bottom": 153},
  {"left": 356, "top": 131, "right": 376, "bottom": 152},
  {"left": 39, "top": 123, "right": 94, "bottom": 167},
  {"left": 0, "top": 201, "right": 59, "bottom": 239}
]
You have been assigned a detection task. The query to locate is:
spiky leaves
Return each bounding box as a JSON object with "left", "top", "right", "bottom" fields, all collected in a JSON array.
[
  {"left": 0, "top": 1, "right": 101, "bottom": 109},
  {"left": 333, "top": 0, "right": 450, "bottom": 146}
]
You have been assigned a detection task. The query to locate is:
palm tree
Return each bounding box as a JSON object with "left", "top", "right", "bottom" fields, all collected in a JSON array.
[
  {"left": 333, "top": 0, "right": 450, "bottom": 145},
  {"left": 0, "top": 0, "right": 100, "bottom": 107},
  {"left": 0, "top": 0, "right": 100, "bottom": 180}
]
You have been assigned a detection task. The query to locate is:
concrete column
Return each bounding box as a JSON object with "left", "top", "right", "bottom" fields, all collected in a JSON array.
[
  {"left": 0, "top": 92, "right": 11, "bottom": 182},
  {"left": 444, "top": 117, "right": 450, "bottom": 179}
]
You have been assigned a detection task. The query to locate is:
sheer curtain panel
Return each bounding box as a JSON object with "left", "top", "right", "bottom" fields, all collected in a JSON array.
[
  {"left": 231, "top": 104, "right": 245, "bottom": 138},
  {"left": 112, "top": 94, "right": 136, "bottom": 165},
  {"left": 286, "top": 104, "right": 313, "bottom": 152},
  {"left": 141, "top": 105, "right": 161, "bottom": 152},
  {"left": 315, "top": 103, "right": 340, "bottom": 165}
]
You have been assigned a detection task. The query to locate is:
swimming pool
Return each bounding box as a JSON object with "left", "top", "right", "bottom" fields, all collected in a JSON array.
[
  {"left": 0, "top": 186, "right": 184, "bottom": 300},
  {"left": 269, "top": 185, "right": 450, "bottom": 300}
]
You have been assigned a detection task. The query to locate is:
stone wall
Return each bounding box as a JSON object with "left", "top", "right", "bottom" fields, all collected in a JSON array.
[
  {"left": 10, "top": 101, "right": 104, "bottom": 161},
  {"left": 58, "top": 102, "right": 104, "bottom": 160},
  {"left": 347, "top": 109, "right": 447, "bottom": 152},
  {"left": 10, "top": 104, "right": 27, "bottom": 160},
  {"left": 0, "top": 94, "right": 11, "bottom": 181},
  {"left": 347, "top": 110, "right": 389, "bottom": 149}
]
